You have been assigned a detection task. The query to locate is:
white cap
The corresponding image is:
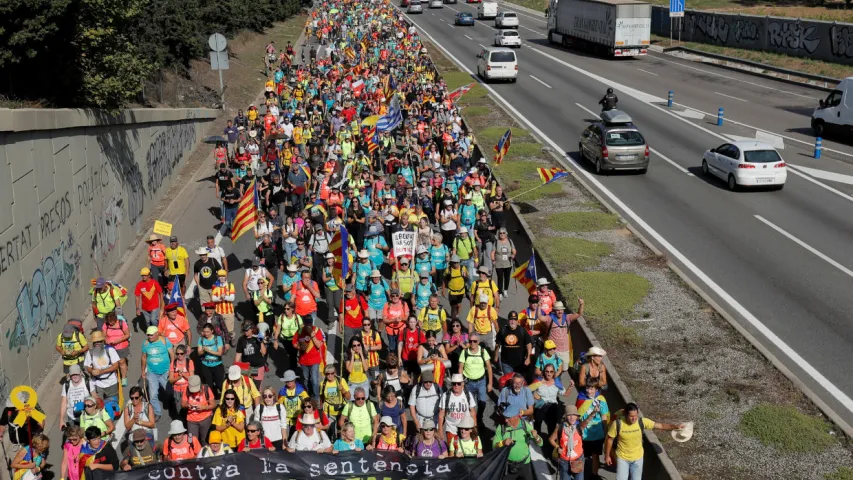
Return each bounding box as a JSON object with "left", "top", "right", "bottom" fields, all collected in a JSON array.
[{"left": 228, "top": 365, "right": 242, "bottom": 381}]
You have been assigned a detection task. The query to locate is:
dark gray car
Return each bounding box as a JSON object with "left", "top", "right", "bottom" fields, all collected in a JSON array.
[{"left": 578, "top": 111, "right": 649, "bottom": 174}]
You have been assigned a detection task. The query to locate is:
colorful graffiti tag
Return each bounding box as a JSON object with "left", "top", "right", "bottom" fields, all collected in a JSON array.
[{"left": 6, "top": 230, "right": 82, "bottom": 352}]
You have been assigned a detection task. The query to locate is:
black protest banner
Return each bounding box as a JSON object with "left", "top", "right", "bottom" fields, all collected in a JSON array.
[{"left": 92, "top": 447, "right": 510, "bottom": 480}]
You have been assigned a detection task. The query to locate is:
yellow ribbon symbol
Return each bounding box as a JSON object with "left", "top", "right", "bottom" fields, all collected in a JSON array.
[{"left": 10, "top": 386, "right": 47, "bottom": 425}]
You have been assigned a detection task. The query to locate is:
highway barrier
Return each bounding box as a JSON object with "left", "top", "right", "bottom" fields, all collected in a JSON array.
[
  {"left": 717, "top": 107, "right": 724, "bottom": 126},
  {"left": 815, "top": 137, "right": 823, "bottom": 159}
]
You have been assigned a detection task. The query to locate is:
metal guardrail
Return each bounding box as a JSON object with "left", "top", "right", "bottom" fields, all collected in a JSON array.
[{"left": 662, "top": 45, "right": 842, "bottom": 89}]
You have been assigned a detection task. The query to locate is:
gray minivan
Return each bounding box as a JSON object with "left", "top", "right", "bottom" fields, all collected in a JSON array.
[{"left": 578, "top": 110, "right": 649, "bottom": 174}]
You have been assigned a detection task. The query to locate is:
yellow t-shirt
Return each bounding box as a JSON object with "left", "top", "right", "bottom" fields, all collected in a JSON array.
[
  {"left": 321, "top": 377, "right": 350, "bottom": 416},
  {"left": 467, "top": 305, "right": 497, "bottom": 335},
  {"left": 472, "top": 280, "right": 499, "bottom": 307},
  {"left": 211, "top": 408, "right": 246, "bottom": 448},
  {"left": 607, "top": 417, "right": 655, "bottom": 462},
  {"left": 57, "top": 332, "right": 88, "bottom": 366},
  {"left": 165, "top": 246, "right": 189, "bottom": 275},
  {"left": 293, "top": 126, "right": 304, "bottom": 145}
]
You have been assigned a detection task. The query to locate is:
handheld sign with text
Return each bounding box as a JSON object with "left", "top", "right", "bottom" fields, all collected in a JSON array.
[
  {"left": 153, "top": 220, "right": 173, "bottom": 237},
  {"left": 392, "top": 231, "right": 416, "bottom": 258}
]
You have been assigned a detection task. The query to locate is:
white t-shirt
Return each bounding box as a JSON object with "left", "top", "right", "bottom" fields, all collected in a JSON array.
[
  {"left": 255, "top": 404, "right": 288, "bottom": 442},
  {"left": 289, "top": 429, "right": 331, "bottom": 452},
  {"left": 83, "top": 348, "right": 121, "bottom": 388},
  {"left": 408, "top": 384, "right": 441, "bottom": 422},
  {"left": 62, "top": 378, "right": 95, "bottom": 420},
  {"left": 255, "top": 221, "right": 275, "bottom": 247},
  {"left": 245, "top": 267, "right": 270, "bottom": 291},
  {"left": 206, "top": 246, "right": 226, "bottom": 268},
  {"left": 440, "top": 391, "right": 476, "bottom": 434}
]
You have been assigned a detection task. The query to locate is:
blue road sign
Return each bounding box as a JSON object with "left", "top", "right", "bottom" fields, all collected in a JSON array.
[{"left": 670, "top": 0, "right": 684, "bottom": 17}]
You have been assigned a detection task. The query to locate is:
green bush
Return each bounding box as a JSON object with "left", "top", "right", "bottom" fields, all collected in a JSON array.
[
  {"left": 740, "top": 404, "right": 835, "bottom": 454},
  {"left": 547, "top": 212, "right": 620, "bottom": 233}
]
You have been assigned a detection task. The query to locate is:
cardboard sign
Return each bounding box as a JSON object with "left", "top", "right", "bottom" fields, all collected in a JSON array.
[
  {"left": 153, "top": 220, "right": 173, "bottom": 237},
  {"left": 392, "top": 231, "right": 416, "bottom": 258}
]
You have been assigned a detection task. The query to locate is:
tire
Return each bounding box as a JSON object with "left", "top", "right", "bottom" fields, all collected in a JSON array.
[
  {"left": 579, "top": 143, "right": 585, "bottom": 161},
  {"left": 701, "top": 159, "right": 709, "bottom": 176},
  {"left": 638, "top": 168, "right": 648, "bottom": 174},
  {"left": 727, "top": 174, "right": 738, "bottom": 191},
  {"left": 595, "top": 157, "right": 605, "bottom": 175},
  {"left": 812, "top": 120, "right": 825, "bottom": 137}
]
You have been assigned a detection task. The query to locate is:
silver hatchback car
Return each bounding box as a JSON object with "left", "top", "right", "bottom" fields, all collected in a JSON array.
[{"left": 578, "top": 110, "right": 649, "bottom": 174}]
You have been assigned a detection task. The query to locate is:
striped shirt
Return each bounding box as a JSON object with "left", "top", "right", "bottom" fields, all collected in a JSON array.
[{"left": 212, "top": 282, "right": 235, "bottom": 315}]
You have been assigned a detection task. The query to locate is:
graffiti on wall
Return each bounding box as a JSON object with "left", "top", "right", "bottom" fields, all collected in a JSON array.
[
  {"left": 0, "top": 225, "right": 34, "bottom": 279},
  {"left": 78, "top": 161, "right": 111, "bottom": 210},
  {"left": 146, "top": 123, "right": 196, "bottom": 196},
  {"left": 691, "top": 13, "right": 729, "bottom": 43},
  {"left": 734, "top": 19, "right": 760, "bottom": 44},
  {"left": 830, "top": 25, "right": 853, "bottom": 59},
  {"left": 6, "top": 230, "right": 82, "bottom": 352},
  {"left": 125, "top": 164, "right": 145, "bottom": 228},
  {"left": 768, "top": 20, "right": 821, "bottom": 54},
  {"left": 40, "top": 191, "right": 73, "bottom": 240},
  {"left": 91, "top": 196, "right": 124, "bottom": 259}
]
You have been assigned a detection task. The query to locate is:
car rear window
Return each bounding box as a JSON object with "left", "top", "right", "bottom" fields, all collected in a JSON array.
[
  {"left": 490, "top": 52, "right": 516, "bottom": 62},
  {"left": 605, "top": 130, "right": 645, "bottom": 146},
  {"left": 743, "top": 149, "right": 781, "bottom": 163},
  {"left": 503, "top": 31, "right": 519, "bottom": 36},
  {"left": 505, "top": 13, "right": 517, "bottom": 17}
]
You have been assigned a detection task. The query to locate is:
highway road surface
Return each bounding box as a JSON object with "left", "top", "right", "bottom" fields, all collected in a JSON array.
[{"left": 398, "top": 0, "right": 853, "bottom": 432}]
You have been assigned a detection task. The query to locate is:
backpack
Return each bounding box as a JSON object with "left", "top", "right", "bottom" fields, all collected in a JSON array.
[
  {"left": 497, "top": 420, "right": 533, "bottom": 464},
  {"left": 441, "top": 390, "right": 475, "bottom": 415},
  {"left": 450, "top": 436, "right": 480, "bottom": 457},
  {"left": 453, "top": 237, "right": 475, "bottom": 257},
  {"left": 343, "top": 399, "right": 377, "bottom": 418},
  {"left": 609, "top": 411, "right": 645, "bottom": 461},
  {"left": 320, "top": 377, "right": 344, "bottom": 407},
  {"left": 413, "top": 383, "right": 442, "bottom": 417}
]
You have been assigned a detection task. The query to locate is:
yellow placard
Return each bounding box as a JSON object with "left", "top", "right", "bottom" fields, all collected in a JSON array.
[
  {"left": 10, "top": 385, "right": 46, "bottom": 425},
  {"left": 152, "top": 221, "right": 173, "bottom": 237}
]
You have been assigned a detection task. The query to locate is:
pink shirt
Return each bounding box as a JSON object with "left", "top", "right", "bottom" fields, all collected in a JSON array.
[
  {"left": 102, "top": 318, "right": 129, "bottom": 350},
  {"left": 64, "top": 441, "right": 83, "bottom": 480}
]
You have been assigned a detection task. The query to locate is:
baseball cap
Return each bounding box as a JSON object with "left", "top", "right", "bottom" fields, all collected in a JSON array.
[
  {"left": 140, "top": 268, "right": 151, "bottom": 276},
  {"left": 188, "top": 375, "right": 202, "bottom": 393},
  {"left": 146, "top": 326, "right": 158, "bottom": 335}
]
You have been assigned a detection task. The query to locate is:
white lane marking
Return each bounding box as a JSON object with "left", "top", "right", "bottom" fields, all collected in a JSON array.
[
  {"left": 715, "top": 91, "right": 748, "bottom": 102},
  {"left": 649, "top": 52, "right": 819, "bottom": 100},
  {"left": 755, "top": 215, "right": 853, "bottom": 278},
  {"left": 465, "top": 34, "right": 474, "bottom": 40},
  {"left": 517, "top": 44, "right": 853, "bottom": 202},
  {"left": 675, "top": 108, "right": 706, "bottom": 120},
  {"left": 756, "top": 130, "right": 785, "bottom": 150},
  {"left": 575, "top": 102, "right": 692, "bottom": 175},
  {"left": 448, "top": 24, "right": 456, "bottom": 28},
  {"left": 184, "top": 228, "right": 225, "bottom": 299},
  {"left": 406, "top": 10, "right": 853, "bottom": 418},
  {"left": 637, "top": 68, "right": 658, "bottom": 76},
  {"left": 529, "top": 75, "right": 552, "bottom": 88},
  {"left": 788, "top": 165, "right": 853, "bottom": 186},
  {"left": 521, "top": 25, "right": 544, "bottom": 35},
  {"left": 447, "top": 5, "right": 460, "bottom": 11},
  {"left": 439, "top": 17, "right": 445, "bottom": 21},
  {"left": 479, "top": 43, "right": 487, "bottom": 48}
]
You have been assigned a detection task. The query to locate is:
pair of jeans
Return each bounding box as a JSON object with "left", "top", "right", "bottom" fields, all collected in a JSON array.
[
  {"left": 146, "top": 371, "right": 170, "bottom": 417},
  {"left": 616, "top": 457, "right": 644, "bottom": 480},
  {"left": 301, "top": 363, "right": 321, "bottom": 400},
  {"left": 141, "top": 309, "right": 160, "bottom": 327},
  {"left": 223, "top": 206, "right": 238, "bottom": 229},
  {"left": 464, "top": 377, "right": 488, "bottom": 403},
  {"left": 460, "top": 259, "right": 475, "bottom": 289},
  {"left": 558, "top": 458, "right": 584, "bottom": 480}
]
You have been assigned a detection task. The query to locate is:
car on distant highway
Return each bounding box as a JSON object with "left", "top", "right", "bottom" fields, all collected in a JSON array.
[
  {"left": 578, "top": 110, "right": 649, "bottom": 174},
  {"left": 476, "top": 47, "right": 518, "bottom": 83},
  {"left": 443, "top": 0, "right": 457, "bottom": 4},
  {"left": 701, "top": 141, "right": 787, "bottom": 190},
  {"left": 467, "top": 0, "right": 481, "bottom": 3},
  {"left": 495, "top": 11, "right": 519, "bottom": 28},
  {"left": 408, "top": 0, "right": 423, "bottom": 13},
  {"left": 494, "top": 30, "right": 522, "bottom": 47},
  {"left": 401, "top": 0, "right": 410, "bottom": 6},
  {"left": 455, "top": 12, "right": 475, "bottom": 25},
  {"left": 429, "top": 0, "right": 443, "bottom": 7}
]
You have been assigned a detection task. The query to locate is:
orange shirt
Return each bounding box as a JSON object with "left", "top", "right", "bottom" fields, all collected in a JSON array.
[
  {"left": 383, "top": 301, "right": 409, "bottom": 335},
  {"left": 292, "top": 281, "right": 319, "bottom": 316},
  {"left": 149, "top": 244, "right": 166, "bottom": 267},
  {"left": 163, "top": 436, "right": 201, "bottom": 461},
  {"left": 158, "top": 313, "right": 190, "bottom": 345},
  {"left": 182, "top": 388, "right": 215, "bottom": 422}
]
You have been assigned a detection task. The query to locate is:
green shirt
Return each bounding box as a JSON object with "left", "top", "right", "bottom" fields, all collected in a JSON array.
[
  {"left": 493, "top": 420, "right": 541, "bottom": 464},
  {"left": 459, "top": 347, "right": 490, "bottom": 380},
  {"left": 253, "top": 289, "right": 274, "bottom": 313}
]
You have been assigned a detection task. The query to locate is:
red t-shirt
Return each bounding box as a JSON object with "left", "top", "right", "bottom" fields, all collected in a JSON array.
[
  {"left": 398, "top": 327, "right": 426, "bottom": 362},
  {"left": 293, "top": 327, "right": 324, "bottom": 366},
  {"left": 134, "top": 279, "right": 162, "bottom": 312},
  {"left": 294, "top": 410, "right": 330, "bottom": 430},
  {"left": 238, "top": 436, "right": 274, "bottom": 452},
  {"left": 343, "top": 296, "right": 369, "bottom": 329}
]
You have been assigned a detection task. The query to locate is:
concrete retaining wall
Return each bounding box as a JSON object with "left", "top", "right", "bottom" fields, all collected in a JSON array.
[
  {"left": 652, "top": 5, "right": 853, "bottom": 66},
  {"left": 0, "top": 107, "right": 218, "bottom": 400}
]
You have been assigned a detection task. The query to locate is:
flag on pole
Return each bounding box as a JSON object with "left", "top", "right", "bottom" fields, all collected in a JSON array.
[
  {"left": 537, "top": 167, "right": 570, "bottom": 184},
  {"left": 512, "top": 251, "right": 538, "bottom": 294},
  {"left": 493, "top": 128, "right": 512, "bottom": 165},
  {"left": 300, "top": 162, "right": 312, "bottom": 183},
  {"left": 367, "top": 126, "right": 379, "bottom": 155},
  {"left": 231, "top": 180, "right": 259, "bottom": 242},
  {"left": 447, "top": 83, "right": 474, "bottom": 102},
  {"left": 376, "top": 94, "right": 403, "bottom": 132},
  {"left": 330, "top": 226, "right": 350, "bottom": 287},
  {"left": 383, "top": 75, "right": 396, "bottom": 100},
  {"left": 344, "top": 46, "right": 357, "bottom": 61},
  {"left": 167, "top": 278, "right": 187, "bottom": 317}
]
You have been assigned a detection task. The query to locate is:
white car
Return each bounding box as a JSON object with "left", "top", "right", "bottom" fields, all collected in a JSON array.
[
  {"left": 494, "top": 30, "right": 522, "bottom": 47},
  {"left": 495, "top": 11, "right": 519, "bottom": 28},
  {"left": 407, "top": 0, "right": 423, "bottom": 13},
  {"left": 701, "top": 141, "right": 787, "bottom": 190},
  {"left": 429, "top": 0, "right": 443, "bottom": 7}
]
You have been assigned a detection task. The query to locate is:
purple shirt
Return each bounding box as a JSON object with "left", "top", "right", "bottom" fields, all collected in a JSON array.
[{"left": 410, "top": 438, "right": 447, "bottom": 458}]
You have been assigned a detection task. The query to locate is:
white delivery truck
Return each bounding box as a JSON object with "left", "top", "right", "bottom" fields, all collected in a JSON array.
[
  {"left": 811, "top": 77, "right": 853, "bottom": 138},
  {"left": 477, "top": 1, "right": 498, "bottom": 19},
  {"left": 546, "top": 0, "right": 651, "bottom": 57}
]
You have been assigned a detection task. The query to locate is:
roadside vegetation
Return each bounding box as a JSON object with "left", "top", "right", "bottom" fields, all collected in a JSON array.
[
  {"left": 648, "top": 0, "right": 853, "bottom": 22},
  {"left": 424, "top": 31, "right": 853, "bottom": 479}
]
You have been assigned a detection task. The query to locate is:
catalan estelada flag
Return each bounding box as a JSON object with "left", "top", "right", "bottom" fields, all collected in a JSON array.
[
  {"left": 167, "top": 278, "right": 187, "bottom": 318},
  {"left": 493, "top": 128, "right": 512, "bottom": 165},
  {"left": 367, "top": 126, "right": 379, "bottom": 155},
  {"left": 231, "top": 180, "right": 259, "bottom": 242},
  {"left": 538, "top": 167, "right": 569, "bottom": 185},
  {"left": 329, "top": 226, "right": 350, "bottom": 288},
  {"left": 344, "top": 46, "right": 357, "bottom": 61},
  {"left": 512, "top": 251, "right": 538, "bottom": 294}
]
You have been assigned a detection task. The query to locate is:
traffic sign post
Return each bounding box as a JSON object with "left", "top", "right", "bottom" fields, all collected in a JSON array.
[
  {"left": 669, "top": 0, "right": 684, "bottom": 47},
  {"left": 208, "top": 33, "right": 228, "bottom": 110}
]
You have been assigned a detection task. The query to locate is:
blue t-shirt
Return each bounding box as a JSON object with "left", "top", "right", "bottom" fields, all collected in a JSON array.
[
  {"left": 353, "top": 261, "right": 375, "bottom": 291},
  {"left": 197, "top": 336, "right": 224, "bottom": 367},
  {"left": 459, "top": 204, "right": 477, "bottom": 229},
  {"left": 414, "top": 256, "right": 432, "bottom": 278},
  {"left": 142, "top": 337, "right": 173, "bottom": 375},
  {"left": 412, "top": 281, "right": 435, "bottom": 311},
  {"left": 499, "top": 386, "right": 535, "bottom": 416},
  {"left": 333, "top": 438, "right": 365, "bottom": 451},
  {"left": 366, "top": 279, "right": 390, "bottom": 310},
  {"left": 364, "top": 236, "right": 387, "bottom": 267},
  {"left": 430, "top": 244, "right": 449, "bottom": 270},
  {"left": 280, "top": 273, "right": 299, "bottom": 301}
]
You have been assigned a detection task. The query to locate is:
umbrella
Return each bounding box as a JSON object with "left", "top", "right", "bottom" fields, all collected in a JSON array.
[
  {"left": 362, "top": 115, "right": 380, "bottom": 127},
  {"left": 203, "top": 135, "right": 229, "bottom": 144}
]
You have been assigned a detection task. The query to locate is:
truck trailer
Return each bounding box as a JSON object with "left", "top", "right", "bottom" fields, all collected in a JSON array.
[{"left": 547, "top": 0, "right": 651, "bottom": 57}]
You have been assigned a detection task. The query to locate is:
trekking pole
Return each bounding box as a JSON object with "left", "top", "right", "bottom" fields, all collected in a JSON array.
[{"left": 0, "top": 440, "right": 13, "bottom": 480}]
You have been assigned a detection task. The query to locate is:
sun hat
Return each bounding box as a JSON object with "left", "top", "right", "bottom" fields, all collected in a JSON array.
[
  {"left": 421, "top": 419, "right": 436, "bottom": 430},
  {"left": 450, "top": 374, "right": 464, "bottom": 383},
  {"left": 196, "top": 247, "right": 208, "bottom": 255},
  {"left": 371, "top": 269, "right": 382, "bottom": 278},
  {"left": 672, "top": 422, "right": 694, "bottom": 443},
  {"left": 536, "top": 278, "right": 550, "bottom": 286},
  {"left": 287, "top": 264, "right": 299, "bottom": 272},
  {"left": 379, "top": 416, "right": 394, "bottom": 426},
  {"left": 358, "top": 249, "right": 369, "bottom": 259},
  {"left": 282, "top": 370, "right": 297, "bottom": 382},
  {"left": 146, "top": 326, "right": 158, "bottom": 335},
  {"left": 458, "top": 416, "right": 476, "bottom": 429},
  {"left": 132, "top": 429, "right": 147, "bottom": 442},
  {"left": 565, "top": 405, "right": 580, "bottom": 417},
  {"left": 477, "top": 266, "right": 489, "bottom": 274},
  {"left": 588, "top": 346, "right": 607, "bottom": 357},
  {"left": 168, "top": 420, "right": 187, "bottom": 435},
  {"left": 208, "top": 431, "right": 223, "bottom": 444},
  {"left": 146, "top": 234, "right": 160, "bottom": 243},
  {"left": 300, "top": 414, "right": 318, "bottom": 425},
  {"left": 140, "top": 268, "right": 151, "bottom": 276},
  {"left": 228, "top": 365, "right": 242, "bottom": 381},
  {"left": 553, "top": 301, "right": 566, "bottom": 311},
  {"left": 69, "top": 364, "right": 83, "bottom": 376},
  {"left": 217, "top": 269, "right": 227, "bottom": 276},
  {"left": 90, "top": 331, "right": 106, "bottom": 343},
  {"left": 421, "top": 371, "right": 434, "bottom": 383}
]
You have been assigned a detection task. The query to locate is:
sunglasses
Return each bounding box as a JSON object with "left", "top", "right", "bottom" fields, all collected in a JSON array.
[
  {"left": 470, "top": 340, "right": 479, "bottom": 344},
  {"left": 355, "top": 397, "right": 366, "bottom": 401},
  {"left": 176, "top": 352, "right": 186, "bottom": 355},
  {"left": 422, "top": 428, "right": 435, "bottom": 432},
  {"left": 134, "top": 440, "right": 147, "bottom": 445},
  {"left": 452, "top": 382, "right": 463, "bottom": 386},
  {"left": 363, "top": 323, "right": 371, "bottom": 326},
  {"left": 84, "top": 404, "right": 96, "bottom": 408},
  {"left": 285, "top": 306, "right": 294, "bottom": 310},
  {"left": 225, "top": 397, "right": 237, "bottom": 401},
  {"left": 263, "top": 394, "right": 275, "bottom": 398},
  {"left": 131, "top": 395, "right": 141, "bottom": 400},
  {"left": 460, "top": 427, "right": 472, "bottom": 431},
  {"left": 247, "top": 429, "right": 259, "bottom": 433}
]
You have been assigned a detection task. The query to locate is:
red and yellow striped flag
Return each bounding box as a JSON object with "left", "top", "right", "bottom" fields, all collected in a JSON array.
[
  {"left": 367, "top": 126, "right": 379, "bottom": 155},
  {"left": 231, "top": 180, "right": 259, "bottom": 242}
]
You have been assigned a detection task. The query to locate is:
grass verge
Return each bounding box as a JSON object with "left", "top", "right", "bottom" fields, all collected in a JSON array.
[
  {"left": 740, "top": 404, "right": 836, "bottom": 454},
  {"left": 651, "top": 34, "right": 850, "bottom": 80},
  {"left": 562, "top": 271, "right": 651, "bottom": 346},
  {"left": 494, "top": 160, "right": 563, "bottom": 201},
  {"left": 547, "top": 212, "right": 620, "bottom": 232},
  {"left": 538, "top": 237, "right": 613, "bottom": 271},
  {"left": 826, "top": 467, "right": 853, "bottom": 480}
]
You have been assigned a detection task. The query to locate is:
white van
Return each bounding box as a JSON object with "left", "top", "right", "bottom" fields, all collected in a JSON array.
[
  {"left": 477, "top": 1, "right": 497, "bottom": 19},
  {"left": 812, "top": 76, "right": 853, "bottom": 138},
  {"left": 476, "top": 47, "right": 518, "bottom": 83}
]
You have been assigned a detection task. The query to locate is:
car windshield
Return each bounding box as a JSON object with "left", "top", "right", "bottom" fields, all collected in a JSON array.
[
  {"left": 503, "top": 31, "right": 519, "bottom": 36},
  {"left": 490, "top": 52, "right": 515, "bottom": 62},
  {"left": 743, "top": 149, "right": 782, "bottom": 163},
  {"left": 605, "top": 130, "right": 645, "bottom": 146}
]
